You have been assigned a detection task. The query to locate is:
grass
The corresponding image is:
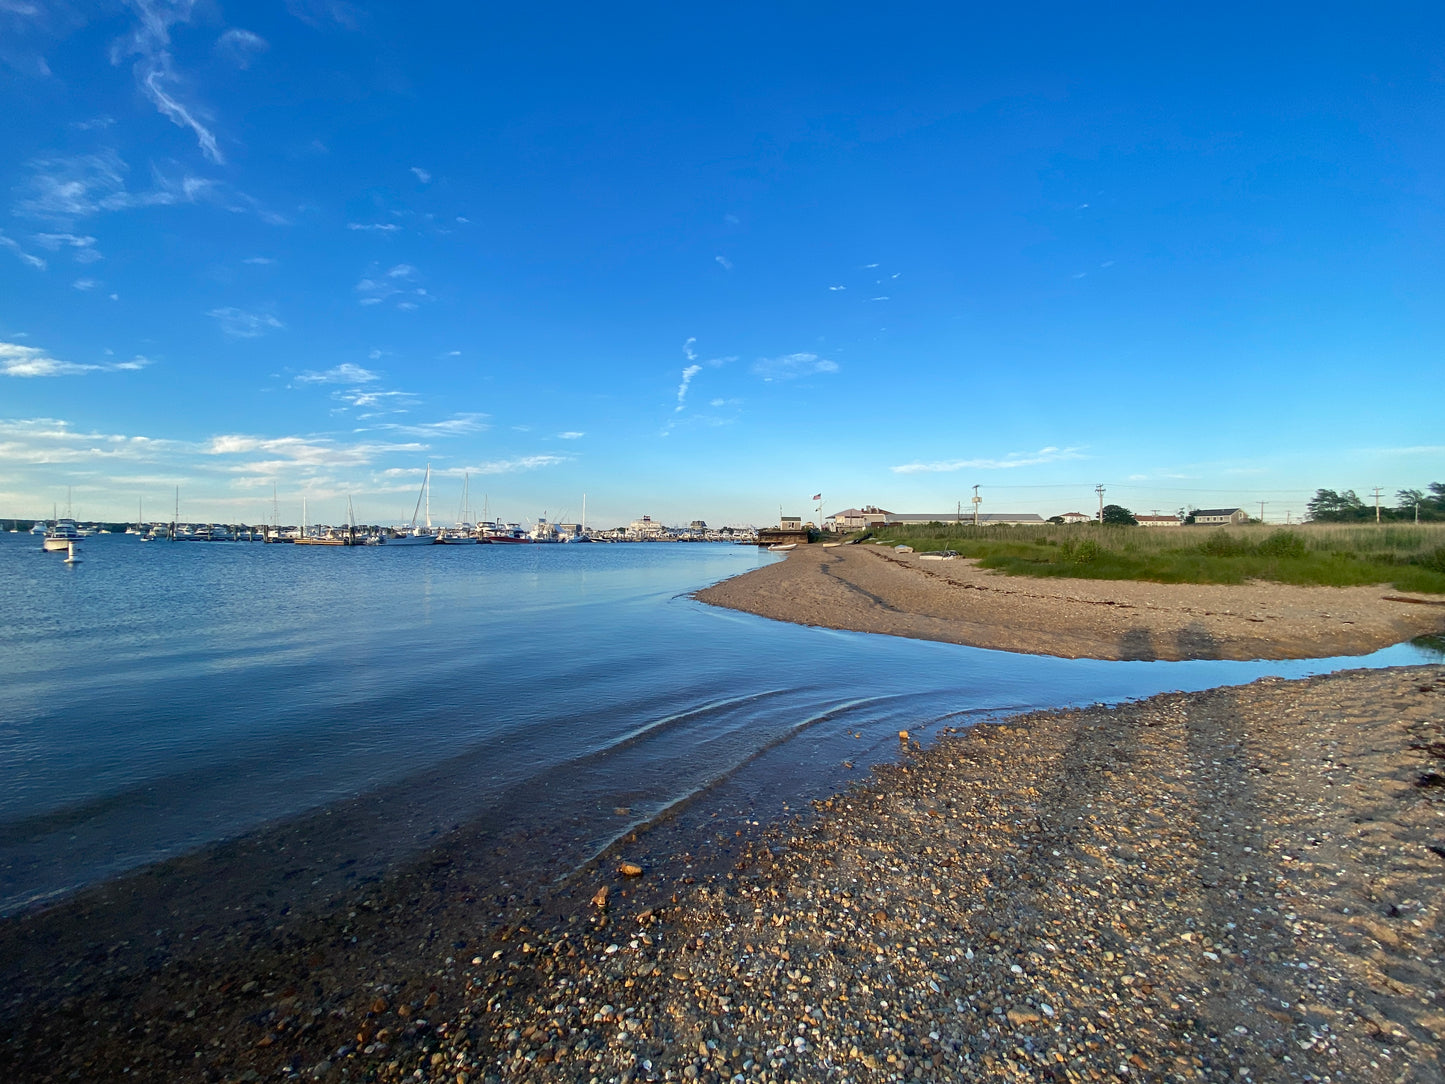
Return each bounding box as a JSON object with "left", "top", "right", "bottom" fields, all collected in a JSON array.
[{"left": 850, "top": 522, "right": 1445, "bottom": 594}]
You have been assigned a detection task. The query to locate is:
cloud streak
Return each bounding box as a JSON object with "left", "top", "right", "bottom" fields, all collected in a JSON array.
[
  {"left": 207, "top": 306, "right": 283, "bottom": 339},
  {"left": 890, "top": 446, "right": 1086, "bottom": 474},
  {"left": 675, "top": 364, "right": 702, "bottom": 411},
  {"left": 114, "top": 0, "right": 224, "bottom": 163},
  {"left": 0, "top": 229, "right": 45, "bottom": 269},
  {"left": 752, "top": 352, "right": 839, "bottom": 382},
  {"left": 295, "top": 363, "right": 378, "bottom": 384},
  {"left": 1, "top": 340, "right": 151, "bottom": 377}
]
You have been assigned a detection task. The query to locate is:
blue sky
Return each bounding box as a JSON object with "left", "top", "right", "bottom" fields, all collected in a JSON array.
[{"left": 2, "top": 2, "right": 1441, "bottom": 527}]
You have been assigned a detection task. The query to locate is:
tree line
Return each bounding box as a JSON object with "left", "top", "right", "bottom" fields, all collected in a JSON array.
[{"left": 1306, "top": 484, "right": 1445, "bottom": 522}]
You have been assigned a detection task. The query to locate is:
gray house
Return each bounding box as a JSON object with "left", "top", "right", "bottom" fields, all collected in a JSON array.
[{"left": 1191, "top": 507, "right": 1249, "bottom": 526}]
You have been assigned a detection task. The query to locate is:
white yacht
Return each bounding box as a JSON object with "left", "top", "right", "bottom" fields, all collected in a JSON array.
[{"left": 42, "top": 519, "right": 83, "bottom": 552}]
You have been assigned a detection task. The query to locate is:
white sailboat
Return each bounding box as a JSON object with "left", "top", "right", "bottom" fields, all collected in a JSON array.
[{"left": 386, "top": 464, "right": 438, "bottom": 545}]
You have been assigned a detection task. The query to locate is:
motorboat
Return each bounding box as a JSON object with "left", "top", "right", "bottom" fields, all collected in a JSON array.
[
  {"left": 766, "top": 542, "right": 797, "bottom": 552},
  {"left": 42, "top": 519, "right": 83, "bottom": 552}
]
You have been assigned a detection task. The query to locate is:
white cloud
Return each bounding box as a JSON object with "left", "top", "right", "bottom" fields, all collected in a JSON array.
[
  {"left": 1, "top": 340, "right": 151, "bottom": 377},
  {"left": 347, "top": 222, "right": 400, "bottom": 232},
  {"left": 204, "top": 433, "right": 411, "bottom": 469},
  {"left": 372, "top": 414, "right": 488, "bottom": 437},
  {"left": 34, "top": 232, "right": 102, "bottom": 263},
  {"left": 715, "top": 255, "right": 733, "bottom": 271},
  {"left": 828, "top": 285, "right": 845, "bottom": 291},
  {"left": 356, "top": 267, "right": 428, "bottom": 308},
  {"left": 242, "top": 255, "right": 274, "bottom": 265},
  {"left": 471, "top": 455, "right": 567, "bottom": 474},
  {"left": 869, "top": 296, "right": 890, "bottom": 302},
  {"left": 410, "top": 166, "right": 431, "bottom": 183},
  {"left": 113, "top": 0, "right": 224, "bottom": 163},
  {"left": 13, "top": 151, "right": 214, "bottom": 223},
  {"left": 207, "top": 306, "right": 283, "bottom": 339},
  {"left": 216, "top": 27, "right": 267, "bottom": 68},
  {"left": 294, "top": 363, "right": 379, "bottom": 385},
  {"left": 890, "top": 446, "right": 1086, "bottom": 474},
  {"left": 752, "top": 353, "right": 839, "bottom": 382},
  {"left": 863, "top": 262, "right": 878, "bottom": 269},
  {"left": 682, "top": 336, "right": 697, "bottom": 363},
  {"left": 675, "top": 364, "right": 702, "bottom": 411},
  {"left": 0, "top": 229, "right": 45, "bottom": 269},
  {"left": 72, "top": 277, "right": 98, "bottom": 290},
  {"left": 557, "top": 431, "right": 584, "bottom": 440},
  {"left": 387, "top": 263, "right": 415, "bottom": 278}
]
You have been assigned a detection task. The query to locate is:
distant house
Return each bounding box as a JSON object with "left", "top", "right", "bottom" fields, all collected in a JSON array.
[
  {"left": 780, "top": 516, "right": 803, "bottom": 530},
  {"left": 885, "top": 512, "right": 1046, "bottom": 527},
  {"left": 1192, "top": 507, "right": 1249, "bottom": 526},
  {"left": 830, "top": 506, "right": 892, "bottom": 531},
  {"left": 1057, "top": 512, "right": 1092, "bottom": 524},
  {"left": 1135, "top": 514, "right": 1182, "bottom": 528}
]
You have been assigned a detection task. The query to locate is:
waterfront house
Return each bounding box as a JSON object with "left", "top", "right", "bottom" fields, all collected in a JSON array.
[
  {"left": 830, "top": 506, "right": 892, "bottom": 531},
  {"left": 1057, "top": 511, "right": 1092, "bottom": 524},
  {"left": 1135, "top": 514, "right": 1183, "bottom": 528}
]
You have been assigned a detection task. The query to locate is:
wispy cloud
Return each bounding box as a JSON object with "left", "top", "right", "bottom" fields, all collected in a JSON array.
[
  {"left": 682, "top": 336, "right": 697, "bottom": 363},
  {"left": 347, "top": 222, "right": 400, "bottom": 233},
  {"left": 355, "top": 265, "right": 429, "bottom": 308},
  {"left": 216, "top": 27, "right": 267, "bottom": 68},
  {"left": 752, "top": 352, "right": 839, "bottom": 382},
  {"left": 470, "top": 454, "right": 567, "bottom": 475},
  {"left": 890, "top": 446, "right": 1086, "bottom": 474},
  {"left": 113, "top": 0, "right": 224, "bottom": 163},
  {"left": 14, "top": 150, "right": 208, "bottom": 223},
  {"left": 372, "top": 414, "right": 489, "bottom": 437},
  {"left": 828, "top": 285, "right": 846, "bottom": 291},
  {"left": 34, "top": 232, "right": 102, "bottom": 263},
  {"left": 715, "top": 255, "right": 733, "bottom": 271},
  {"left": 285, "top": 0, "right": 359, "bottom": 30},
  {"left": 207, "top": 306, "right": 283, "bottom": 339},
  {"left": 242, "top": 255, "right": 274, "bottom": 265},
  {"left": 869, "top": 296, "right": 890, "bottom": 302},
  {"left": 410, "top": 166, "right": 431, "bottom": 183},
  {"left": 295, "top": 363, "right": 378, "bottom": 385},
  {"left": 72, "top": 276, "right": 98, "bottom": 290},
  {"left": 675, "top": 364, "right": 702, "bottom": 411},
  {"left": 0, "top": 229, "right": 45, "bottom": 269},
  {"left": 204, "top": 433, "right": 415, "bottom": 470},
  {"left": 1, "top": 340, "right": 151, "bottom": 377},
  {"left": 557, "top": 431, "right": 584, "bottom": 440}
]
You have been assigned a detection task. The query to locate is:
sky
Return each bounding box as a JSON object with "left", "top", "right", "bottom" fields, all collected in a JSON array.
[{"left": 1, "top": 2, "right": 1442, "bottom": 528}]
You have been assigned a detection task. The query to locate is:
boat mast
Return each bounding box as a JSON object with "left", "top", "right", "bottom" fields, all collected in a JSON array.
[{"left": 425, "top": 463, "right": 431, "bottom": 528}]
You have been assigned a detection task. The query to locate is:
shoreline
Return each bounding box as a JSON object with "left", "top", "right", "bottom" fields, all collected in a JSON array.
[
  {"left": 695, "top": 545, "right": 1445, "bottom": 661},
  {"left": 2, "top": 665, "right": 1441, "bottom": 1082}
]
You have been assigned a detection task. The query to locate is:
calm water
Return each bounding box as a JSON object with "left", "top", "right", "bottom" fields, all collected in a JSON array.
[{"left": 1, "top": 533, "right": 1437, "bottom": 916}]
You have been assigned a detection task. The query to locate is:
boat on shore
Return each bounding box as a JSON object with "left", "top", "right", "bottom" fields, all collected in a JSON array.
[{"left": 767, "top": 542, "right": 797, "bottom": 552}]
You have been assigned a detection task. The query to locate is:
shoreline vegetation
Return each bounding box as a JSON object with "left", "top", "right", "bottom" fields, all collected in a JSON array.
[
  {"left": 695, "top": 531, "right": 1445, "bottom": 662},
  {"left": 0, "top": 667, "right": 1440, "bottom": 1083},
  {"left": 848, "top": 523, "right": 1445, "bottom": 596}
]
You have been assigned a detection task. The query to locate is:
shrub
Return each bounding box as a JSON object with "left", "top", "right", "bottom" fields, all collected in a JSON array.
[
  {"left": 1416, "top": 545, "right": 1445, "bottom": 574},
  {"left": 1198, "top": 532, "right": 1250, "bottom": 558},
  {"left": 1255, "top": 531, "right": 1308, "bottom": 559}
]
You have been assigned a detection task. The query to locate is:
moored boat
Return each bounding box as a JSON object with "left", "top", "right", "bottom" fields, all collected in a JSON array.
[{"left": 42, "top": 519, "right": 82, "bottom": 553}]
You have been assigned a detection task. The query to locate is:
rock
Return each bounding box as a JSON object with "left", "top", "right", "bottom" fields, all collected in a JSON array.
[
  {"left": 619, "top": 862, "right": 643, "bottom": 877},
  {"left": 1006, "top": 1007, "right": 1041, "bottom": 1027},
  {"left": 593, "top": 885, "right": 610, "bottom": 908}
]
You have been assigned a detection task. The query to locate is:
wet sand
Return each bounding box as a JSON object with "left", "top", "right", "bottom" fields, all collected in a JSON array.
[
  {"left": 2, "top": 666, "right": 1442, "bottom": 1083},
  {"left": 695, "top": 545, "right": 1445, "bottom": 661}
]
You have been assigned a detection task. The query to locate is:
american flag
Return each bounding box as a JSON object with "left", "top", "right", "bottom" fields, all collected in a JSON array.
[{"left": 811, "top": 493, "right": 822, "bottom": 501}]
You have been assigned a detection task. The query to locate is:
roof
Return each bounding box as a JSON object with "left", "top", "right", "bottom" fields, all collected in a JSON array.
[{"left": 1192, "top": 508, "right": 1244, "bottom": 517}]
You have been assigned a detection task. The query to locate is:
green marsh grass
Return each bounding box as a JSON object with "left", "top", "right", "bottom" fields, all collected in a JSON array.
[{"left": 857, "top": 522, "right": 1445, "bottom": 594}]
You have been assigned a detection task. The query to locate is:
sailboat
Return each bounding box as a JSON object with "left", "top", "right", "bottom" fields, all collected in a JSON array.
[
  {"left": 385, "top": 464, "right": 438, "bottom": 545},
  {"left": 437, "top": 471, "right": 480, "bottom": 543}
]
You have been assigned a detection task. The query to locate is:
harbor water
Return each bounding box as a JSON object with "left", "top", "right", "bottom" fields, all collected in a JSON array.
[{"left": 1, "top": 533, "right": 1438, "bottom": 918}]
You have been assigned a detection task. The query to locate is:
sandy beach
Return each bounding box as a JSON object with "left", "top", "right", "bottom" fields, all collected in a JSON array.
[
  {"left": 695, "top": 545, "right": 1445, "bottom": 661},
  {"left": 2, "top": 663, "right": 1441, "bottom": 1083}
]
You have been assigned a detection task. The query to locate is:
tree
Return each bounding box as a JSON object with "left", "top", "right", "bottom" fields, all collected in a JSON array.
[
  {"left": 1047, "top": 515, "right": 1065, "bottom": 525},
  {"left": 1100, "top": 503, "right": 1137, "bottom": 526},
  {"left": 1306, "top": 488, "right": 1368, "bottom": 522}
]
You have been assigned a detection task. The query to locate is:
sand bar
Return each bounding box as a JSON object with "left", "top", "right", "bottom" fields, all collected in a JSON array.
[{"left": 695, "top": 544, "right": 1445, "bottom": 660}]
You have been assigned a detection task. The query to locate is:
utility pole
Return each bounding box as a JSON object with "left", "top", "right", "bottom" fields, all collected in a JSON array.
[
  {"left": 1416, "top": 499, "right": 1421, "bottom": 525},
  {"left": 1095, "top": 484, "right": 1105, "bottom": 524},
  {"left": 971, "top": 484, "right": 981, "bottom": 526},
  {"left": 1371, "top": 486, "right": 1383, "bottom": 524},
  {"left": 1259, "top": 500, "right": 1266, "bottom": 524}
]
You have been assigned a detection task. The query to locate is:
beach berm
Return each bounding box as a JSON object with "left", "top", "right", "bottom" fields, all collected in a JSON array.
[{"left": 695, "top": 544, "right": 1445, "bottom": 661}]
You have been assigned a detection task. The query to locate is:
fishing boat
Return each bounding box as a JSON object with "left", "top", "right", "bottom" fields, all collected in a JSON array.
[{"left": 482, "top": 522, "right": 532, "bottom": 543}]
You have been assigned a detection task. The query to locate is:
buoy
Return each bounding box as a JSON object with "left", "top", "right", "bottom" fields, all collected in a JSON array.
[{"left": 64, "top": 541, "right": 81, "bottom": 564}]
